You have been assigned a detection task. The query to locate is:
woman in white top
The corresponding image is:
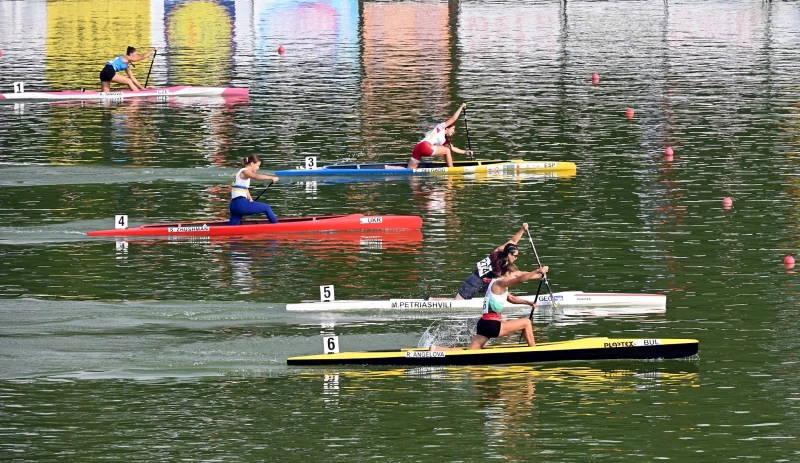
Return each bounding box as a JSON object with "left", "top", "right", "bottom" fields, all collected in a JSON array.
[
  {"left": 407, "top": 103, "right": 473, "bottom": 168},
  {"left": 430, "top": 263, "right": 549, "bottom": 351},
  {"left": 230, "top": 154, "right": 280, "bottom": 225}
]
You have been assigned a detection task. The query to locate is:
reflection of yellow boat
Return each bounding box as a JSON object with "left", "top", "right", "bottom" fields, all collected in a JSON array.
[
  {"left": 302, "top": 363, "right": 700, "bottom": 392},
  {"left": 287, "top": 337, "right": 699, "bottom": 366}
]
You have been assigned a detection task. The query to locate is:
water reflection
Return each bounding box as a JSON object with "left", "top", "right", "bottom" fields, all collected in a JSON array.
[
  {"left": 360, "top": 1, "right": 452, "bottom": 159},
  {"left": 45, "top": 0, "right": 153, "bottom": 90},
  {"left": 165, "top": 0, "right": 234, "bottom": 86},
  {"left": 305, "top": 362, "right": 699, "bottom": 459}
]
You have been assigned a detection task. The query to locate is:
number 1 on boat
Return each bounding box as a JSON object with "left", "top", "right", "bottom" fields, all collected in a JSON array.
[{"left": 13, "top": 82, "right": 24, "bottom": 94}]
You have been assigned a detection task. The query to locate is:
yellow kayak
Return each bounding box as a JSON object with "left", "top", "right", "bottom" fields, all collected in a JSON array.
[{"left": 287, "top": 337, "right": 699, "bottom": 366}]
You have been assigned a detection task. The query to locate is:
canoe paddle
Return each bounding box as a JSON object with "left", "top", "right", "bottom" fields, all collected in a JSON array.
[
  {"left": 144, "top": 49, "right": 157, "bottom": 89},
  {"left": 526, "top": 228, "right": 557, "bottom": 310},
  {"left": 463, "top": 107, "right": 473, "bottom": 158},
  {"left": 253, "top": 180, "right": 273, "bottom": 202},
  {"left": 519, "top": 279, "right": 544, "bottom": 343}
]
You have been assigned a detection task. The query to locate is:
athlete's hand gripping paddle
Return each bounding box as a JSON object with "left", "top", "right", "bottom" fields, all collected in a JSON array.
[{"left": 253, "top": 180, "right": 273, "bottom": 202}]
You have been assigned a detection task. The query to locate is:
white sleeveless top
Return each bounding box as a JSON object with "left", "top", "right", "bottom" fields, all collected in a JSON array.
[
  {"left": 482, "top": 279, "right": 508, "bottom": 316},
  {"left": 231, "top": 168, "right": 250, "bottom": 200},
  {"left": 420, "top": 122, "right": 448, "bottom": 146}
]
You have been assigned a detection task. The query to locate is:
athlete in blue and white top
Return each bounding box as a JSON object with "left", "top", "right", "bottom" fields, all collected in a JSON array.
[
  {"left": 99, "top": 46, "right": 157, "bottom": 92},
  {"left": 230, "top": 154, "right": 280, "bottom": 225}
]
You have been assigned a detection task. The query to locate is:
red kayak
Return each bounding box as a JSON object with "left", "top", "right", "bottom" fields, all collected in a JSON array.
[{"left": 87, "top": 214, "right": 423, "bottom": 237}]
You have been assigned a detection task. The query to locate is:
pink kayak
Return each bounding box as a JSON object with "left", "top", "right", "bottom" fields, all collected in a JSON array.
[
  {"left": 88, "top": 214, "right": 424, "bottom": 237},
  {"left": 0, "top": 85, "right": 248, "bottom": 101}
]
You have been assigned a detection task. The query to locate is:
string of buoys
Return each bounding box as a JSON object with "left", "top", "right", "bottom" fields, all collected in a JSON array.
[{"left": 588, "top": 73, "right": 745, "bottom": 222}]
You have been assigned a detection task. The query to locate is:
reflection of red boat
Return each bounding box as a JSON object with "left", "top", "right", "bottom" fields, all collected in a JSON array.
[{"left": 88, "top": 214, "right": 423, "bottom": 237}]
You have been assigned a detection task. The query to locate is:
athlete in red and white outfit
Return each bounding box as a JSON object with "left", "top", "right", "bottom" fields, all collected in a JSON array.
[{"left": 408, "top": 103, "right": 474, "bottom": 168}]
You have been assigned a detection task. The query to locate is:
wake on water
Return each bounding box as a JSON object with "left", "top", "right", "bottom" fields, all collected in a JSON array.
[{"left": 417, "top": 317, "right": 479, "bottom": 348}]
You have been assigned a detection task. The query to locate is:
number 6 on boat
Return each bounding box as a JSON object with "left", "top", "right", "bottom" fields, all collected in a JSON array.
[{"left": 323, "top": 335, "right": 339, "bottom": 354}]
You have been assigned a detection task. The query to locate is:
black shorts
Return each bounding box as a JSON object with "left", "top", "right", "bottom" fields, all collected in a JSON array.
[
  {"left": 476, "top": 318, "right": 501, "bottom": 339},
  {"left": 457, "top": 272, "right": 490, "bottom": 299},
  {"left": 99, "top": 64, "right": 116, "bottom": 82}
]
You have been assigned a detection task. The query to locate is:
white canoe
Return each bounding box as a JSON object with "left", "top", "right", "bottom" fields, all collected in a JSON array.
[
  {"left": 0, "top": 85, "right": 248, "bottom": 101},
  {"left": 286, "top": 291, "right": 667, "bottom": 313}
]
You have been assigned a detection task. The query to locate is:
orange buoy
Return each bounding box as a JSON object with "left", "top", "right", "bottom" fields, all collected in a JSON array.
[
  {"left": 626, "top": 108, "right": 635, "bottom": 120},
  {"left": 591, "top": 73, "right": 600, "bottom": 84}
]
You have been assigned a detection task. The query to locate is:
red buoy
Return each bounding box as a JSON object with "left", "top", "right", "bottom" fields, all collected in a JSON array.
[
  {"left": 723, "top": 197, "right": 733, "bottom": 209},
  {"left": 0, "top": 49, "right": 4, "bottom": 58},
  {"left": 626, "top": 108, "right": 635, "bottom": 120},
  {"left": 785, "top": 255, "right": 795, "bottom": 265},
  {"left": 665, "top": 147, "right": 674, "bottom": 156},
  {"left": 592, "top": 73, "right": 600, "bottom": 84},
  {"left": 278, "top": 45, "right": 286, "bottom": 55}
]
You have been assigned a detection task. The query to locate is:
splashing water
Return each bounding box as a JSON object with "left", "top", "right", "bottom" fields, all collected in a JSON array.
[{"left": 417, "top": 317, "right": 478, "bottom": 348}]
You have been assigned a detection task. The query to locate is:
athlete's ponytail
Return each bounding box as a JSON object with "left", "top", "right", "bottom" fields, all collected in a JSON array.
[
  {"left": 243, "top": 154, "right": 261, "bottom": 166},
  {"left": 126, "top": 46, "right": 137, "bottom": 56}
]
